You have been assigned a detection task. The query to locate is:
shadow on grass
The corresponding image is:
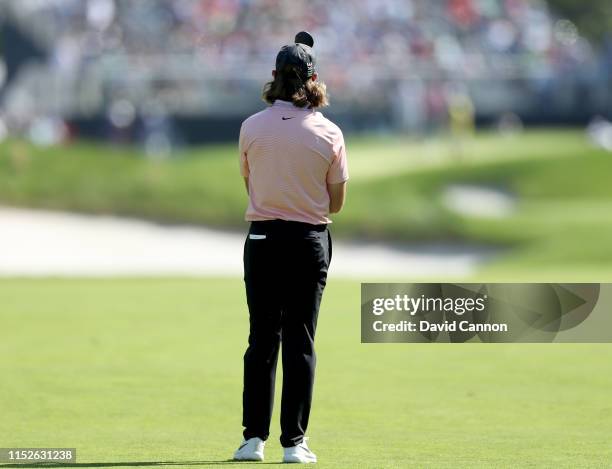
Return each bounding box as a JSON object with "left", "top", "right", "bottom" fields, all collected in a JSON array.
[{"left": 0, "top": 461, "right": 286, "bottom": 468}]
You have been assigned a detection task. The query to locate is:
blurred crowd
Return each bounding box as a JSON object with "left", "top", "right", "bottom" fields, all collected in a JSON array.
[
  {"left": 12, "top": 0, "right": 595, "bottom": 77},
  {"left": 0, "top": 0, "right": 610, "bottom": 146}
]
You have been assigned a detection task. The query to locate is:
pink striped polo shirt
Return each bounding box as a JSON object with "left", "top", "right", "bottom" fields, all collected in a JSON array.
[{"left": 239, "top": 100, "right": 349, "bottom": 225}]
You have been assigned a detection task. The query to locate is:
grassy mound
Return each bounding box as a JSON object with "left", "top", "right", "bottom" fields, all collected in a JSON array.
[{"left": 1, "top": 130, "right": 610, "bottom": 272}]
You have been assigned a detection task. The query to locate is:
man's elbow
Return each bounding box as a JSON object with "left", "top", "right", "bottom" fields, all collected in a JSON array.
[
  {"left": 327, "top": 181, "right": 347, "bottom": 215},
  {"left": 329, "top": 201, "right": 345, "bottom": 214}
]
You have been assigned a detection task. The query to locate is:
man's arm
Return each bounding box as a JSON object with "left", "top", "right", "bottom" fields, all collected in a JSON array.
[{"left": 328, "top": 181, "right": 347, "bottom": 214}]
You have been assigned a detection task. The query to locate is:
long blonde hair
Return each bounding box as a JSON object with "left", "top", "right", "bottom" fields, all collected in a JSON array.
[{"left": 262, "top": 65, "right": 329, "bottom": 108}]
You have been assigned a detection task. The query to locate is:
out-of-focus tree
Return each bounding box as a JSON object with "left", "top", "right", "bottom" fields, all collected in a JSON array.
[{"left": 547, "top": 0, "right": 612, "bottom": 44}]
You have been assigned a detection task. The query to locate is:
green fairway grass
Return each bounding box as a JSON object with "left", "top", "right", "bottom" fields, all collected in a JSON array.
[
  {"left": 1, "top": 129, "right": 612, "bottom": 277},
  {"left": 1, "top": 278, "right": 611, "bottom": 468}
]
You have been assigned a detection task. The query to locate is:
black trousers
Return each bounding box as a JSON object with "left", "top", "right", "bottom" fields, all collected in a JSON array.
[{"left": 242, "top": 219, "right": 331, "bottom": 448}]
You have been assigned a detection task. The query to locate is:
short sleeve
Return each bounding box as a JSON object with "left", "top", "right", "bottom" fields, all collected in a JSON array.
[
  {"left": 239, "top": 123, "right": 250, "bottom": 177},
  {"left": 326, "top": 131, "right": 349, "bottom": 184}
]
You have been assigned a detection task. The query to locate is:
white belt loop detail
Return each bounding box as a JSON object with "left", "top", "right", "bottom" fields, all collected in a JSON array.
[{"left": 249, "top": 234, "right": 267, "bottom": 240}]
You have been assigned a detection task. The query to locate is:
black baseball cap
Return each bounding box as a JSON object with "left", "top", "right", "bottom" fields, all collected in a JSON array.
[{"left": 275, "top": 31, "right": 316, "bottom": 81}]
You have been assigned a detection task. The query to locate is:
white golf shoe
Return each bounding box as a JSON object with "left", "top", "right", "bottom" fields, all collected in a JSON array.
[
  {"left": 282, "top": 438, "right": 317, "bottom": 463},
  {"left": 233, "top": 437, "right": 265, "bottom": 461}
]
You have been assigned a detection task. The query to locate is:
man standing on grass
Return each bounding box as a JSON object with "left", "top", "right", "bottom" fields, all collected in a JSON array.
[{"left": 233, "top": 32, "right": 348, "bottom": 464}]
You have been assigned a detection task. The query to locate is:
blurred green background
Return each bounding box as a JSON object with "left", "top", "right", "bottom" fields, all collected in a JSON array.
[{"left": 2, "top": 129, "right": 611, "bottom": 278}]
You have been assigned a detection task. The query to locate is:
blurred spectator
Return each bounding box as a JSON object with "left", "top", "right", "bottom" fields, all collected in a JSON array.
[{"left": 587, "top": 116, "right": 612, "bottom": 152}]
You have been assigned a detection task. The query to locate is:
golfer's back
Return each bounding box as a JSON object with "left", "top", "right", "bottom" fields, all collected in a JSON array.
[
  {"left": 239, "top": 99, "right": 348, "bottom": 225},
  {"left": 235, "top": 32, "right": 346, "bottom": 462}
]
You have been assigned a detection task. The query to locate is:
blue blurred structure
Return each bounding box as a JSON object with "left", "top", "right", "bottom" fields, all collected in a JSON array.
[{"left": 0, "top": 0, "right": 610, "bottom": 144}]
